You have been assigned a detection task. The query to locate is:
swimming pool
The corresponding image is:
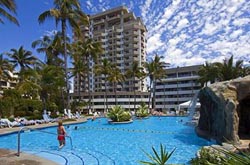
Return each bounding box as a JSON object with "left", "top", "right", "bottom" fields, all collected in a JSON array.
[{"left": 0, "top": 117, "right": 214, "bottom": 164}]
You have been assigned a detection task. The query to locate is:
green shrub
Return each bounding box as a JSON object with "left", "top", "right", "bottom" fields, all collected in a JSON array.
[
  {"left": 107, "top": 105, "right": 132, "bottom": 122},
  {"left": 119, "top": 111, "right": 132, "bottom": 121},
  {"left": 190, "top": 146, "right": 250, "bottom": 165},
  {"left": 14, "top": 110, "right": 26, "bottom": 117},
  {"left": 136, "top": 102, "right": 149, "bottom": 118},
  {"left": 139, "top": 143, "right": 176, "bottom": 165}
]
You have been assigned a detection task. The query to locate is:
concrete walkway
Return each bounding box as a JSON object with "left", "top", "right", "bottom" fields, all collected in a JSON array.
[{"left": 0, "top": 118, "right": 87, "bottom": 165}]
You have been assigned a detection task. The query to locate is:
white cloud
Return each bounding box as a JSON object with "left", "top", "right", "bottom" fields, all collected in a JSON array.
[
  {"left": 140, "top": 0, "right": 153, "bottom": 20},
  {"left": 229, "top": 29, "right": 243, "bottom": 39},
  {"left": 86, "top": 0, "right": 93, "bottom": 10},
  {"left": 147, "top": 33, "right": 164, "bottom": 54},
  {"left": 233, "top": 18, "right": 250, "bottom": 26}
]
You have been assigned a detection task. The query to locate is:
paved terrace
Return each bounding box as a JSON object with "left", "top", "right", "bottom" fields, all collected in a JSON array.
[{"left": 0, "top": 117, "right": 87, "bottom": 165}]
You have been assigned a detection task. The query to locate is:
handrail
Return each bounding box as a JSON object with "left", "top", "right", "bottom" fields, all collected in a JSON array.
[{"left": 17, "top": 126, "right": 73, "bottom": 156}]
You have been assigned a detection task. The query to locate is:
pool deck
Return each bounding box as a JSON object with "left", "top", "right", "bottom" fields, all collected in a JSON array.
[{"left": 0, "top": 117, "right": 87, "bottom": 165}]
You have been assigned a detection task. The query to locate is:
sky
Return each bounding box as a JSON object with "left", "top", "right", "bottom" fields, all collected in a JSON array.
[{"left": 0, "top": 0, "right": 249, "bottom": 67}]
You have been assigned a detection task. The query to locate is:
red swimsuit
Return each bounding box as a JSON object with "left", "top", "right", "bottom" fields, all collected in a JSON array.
[{"left": 57, "top": 126, "right": 65, "bottom": 141}]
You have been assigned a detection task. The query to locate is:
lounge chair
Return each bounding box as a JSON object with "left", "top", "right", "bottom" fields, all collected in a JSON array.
[
  {"left": 42, "top": 114, "right": 58, "bottom": 122},
  {"left": 0, "top": 120, "right": 8, "bottom": 128},
  {"left": 19, "top": 117, "right": 36, "bottom": 126},
  {"left": 0, "top": 118, "right": 21, "bottom": 127},
  {"left": 75, "top": 111, "right": 81, "bottom": 119}
]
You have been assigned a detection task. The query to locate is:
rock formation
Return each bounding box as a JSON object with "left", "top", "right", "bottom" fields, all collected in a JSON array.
[{"left": 196, "top": 76, "right": 250, "bottom": 144}]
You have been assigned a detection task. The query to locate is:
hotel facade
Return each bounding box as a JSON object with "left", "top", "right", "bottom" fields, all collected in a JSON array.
[
  {"left": 0, "top": 72, "right": 18, "bottom": 96},
  {"left": 71, "top": 6, "right": 149, "bottom": 112},
  {"left": 154, "top": 65, "right": 202, "bottom": 112}
]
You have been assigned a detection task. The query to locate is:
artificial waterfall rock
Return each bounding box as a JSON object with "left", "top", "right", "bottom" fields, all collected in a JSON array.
[{"left": 196, "top": 75, "right": 250, "bottom": 144}]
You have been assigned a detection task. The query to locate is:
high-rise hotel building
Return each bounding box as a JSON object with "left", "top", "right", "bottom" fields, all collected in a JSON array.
[{"left": 72, "top": 6, "right": 149, "bottom": 112}]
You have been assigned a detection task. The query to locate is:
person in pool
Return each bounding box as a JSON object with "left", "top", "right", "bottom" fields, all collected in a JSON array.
[{"left": 57, "top": 120, "right": 67, "bottom": 149}]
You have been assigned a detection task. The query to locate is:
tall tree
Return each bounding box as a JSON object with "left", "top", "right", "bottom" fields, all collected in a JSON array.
[
  {"left": 32, "top": 31, "right": 64, "bottom": 66},
  {"left": 145, "top": 55, "right": 167, "bottom": 110},
  {"left": 95, "top": 58, "right": 113, "bottom": 112},
  {"left": 107, "top": 67, "right": 125, "bottom": 106},
  {"left": 39, "top": 64, "right": 65, "bottom": 111},
  {"left": 17, "top": 68, "right": 41, "bottom": 99},
  {"left": 6, "top": 46, "right": 38, "bottom": 82},
  {"left": 81, "top": 38, "right": 103, "bottom": 111},
  {"left": 125, "top": 61, "right": 145, "bottom": 112},
  {"left": 0, "top": 0, "right": 19, "bottom": 25},
  {"left": 70, "top": 40, "right": 88, "bottom": 104},
  {"left": 38, "top": 0, "right": 89, "bottom": 110}
]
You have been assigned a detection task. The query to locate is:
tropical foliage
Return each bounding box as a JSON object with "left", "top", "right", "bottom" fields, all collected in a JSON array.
[
  {"left": 0, "top": 0, "right": 19, "bottom": 25},
  {"left": 198, "top": 55, "right": 250, "bottom": 86},
  {"left": 106, "top": 105, "right": 132, "bottom": 122},
  {"left": 126, "top": 61, "right": 145, "bottom": 111},
  {"left": 136, "top": 102, "right": 149, "bottom": 118},
  {"left": 191, "top": 146, "right": 250, "bottom": 165},
  {"left": 139, "top": 144, "right": 176, "bottom": 165},
  {"left": 107, "top": 66, "right": 125, "bottom": 105},
  {"left": 38, "top": 0, "right": 89, "bottom": 111},
  {"left": 94, "top": 58, "right": 114, "bottom": 112},
  {"left": 144, "top": 55, "right": 167, "bottom": 110}
]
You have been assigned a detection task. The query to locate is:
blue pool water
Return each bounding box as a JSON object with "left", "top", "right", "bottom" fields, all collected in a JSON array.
[{"left": 0, "top": 117, "right": 214, "bottom": 164}]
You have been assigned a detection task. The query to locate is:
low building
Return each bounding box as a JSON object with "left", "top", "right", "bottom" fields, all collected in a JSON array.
[
  {"left": 155, "top": 65, "right": 202, "bottom": 112},
  {"left": 0, "top": 72, "right": 18, "bottom": 96}
]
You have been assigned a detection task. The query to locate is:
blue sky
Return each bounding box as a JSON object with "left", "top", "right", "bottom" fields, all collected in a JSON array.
[{"left": 0, "top": 0, "right": 249, "bottom": 67}]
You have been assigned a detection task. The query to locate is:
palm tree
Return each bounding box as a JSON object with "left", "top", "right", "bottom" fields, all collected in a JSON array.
[
  {"left": 145, "top": 55, "right": 167, "bottom": 110},
  {"left": 0, "top": 0, "right": 19, "bottom": 25},
  {"left": 0, "top": 53, "right": 13, "bottom": 80},
  {"left": 81, "top": 38, "right": 103, "bottom": 111},
  {"left": 17, "top": 68, "right": 41, "bottom": 99},
  {"left": 214, "top": 55, "right": 244, "bottom": 81},
  {"left": 198, "top": 56, "right": 249, "bottom": 86},
  {"left": 125, "top": 61, "right": 145, "bottom": 112},
  {"left": 144, "top": 62, "right": 154, "bottom": 109},
  {"left": 39, "top": 64, "right": 65, "bottom": 111},
  {"left": 38, "top": 0, "right": 89, "bottom": 111},
  {"left": 95, "top": 58, "right": 113, "bottom": 112},
  {"left": 32, "top": 31, "right": 64, "bottom": 66},
  {"left": 107, "top": 67, "right": 125, "bottom": 105},
  {"left": 6, "top": 46, "right": 37, "bottom": 71},
  {"left": 6, "top": 46, "right": 38, "bottom": 82},
  {"left": 70, "top": 41, "right": 88, "bottom": 104},
  {"left": 198, "top": 61, "right": 219, "bottom": 86}
]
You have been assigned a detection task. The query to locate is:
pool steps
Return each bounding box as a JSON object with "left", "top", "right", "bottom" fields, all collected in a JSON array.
[{"left": 26, "top": 149, "right": 115, "bottom": 165}]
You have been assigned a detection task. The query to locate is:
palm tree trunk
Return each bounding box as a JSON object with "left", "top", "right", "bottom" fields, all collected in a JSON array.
[
  {"left": 133, "top": 77, "right": 136, "bottom": 113},
  {"left": 62, "top": 20, "right": 69, "bottom": 111},
  {"left": 148, "top": 80, "right": 152, "bottom": 109},
  {"left": 78, "top": 74, "right": 81, "bottom": 103},
  {"left": 114, "top": 82, "right": 117, "bottom": 105},
  {"left": 152, "top": 77, "right": 156, "bottom": 110},
  {"left": 87, "top": 55, "right": 91, "bottom": 111},
  {"left": 105, "top": 75, "right": 108, "bottom": 112}
]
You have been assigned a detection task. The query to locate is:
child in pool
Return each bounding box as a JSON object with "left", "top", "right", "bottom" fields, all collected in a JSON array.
[{"left": 57, "top": 120, "right": 67, "bottom": 149}]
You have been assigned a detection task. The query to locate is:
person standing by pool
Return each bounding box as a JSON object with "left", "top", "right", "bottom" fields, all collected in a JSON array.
[{"left": 57, "top": 120, "right": 67, "bottom": 149}]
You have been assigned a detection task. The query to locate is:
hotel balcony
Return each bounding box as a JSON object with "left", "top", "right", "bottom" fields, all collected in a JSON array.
[
  {"left": 116, "top": 28, "right": 123, "bottom": 33},
  {"left": 93, "top": 19, "right": 105, "bottom": 25}
]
